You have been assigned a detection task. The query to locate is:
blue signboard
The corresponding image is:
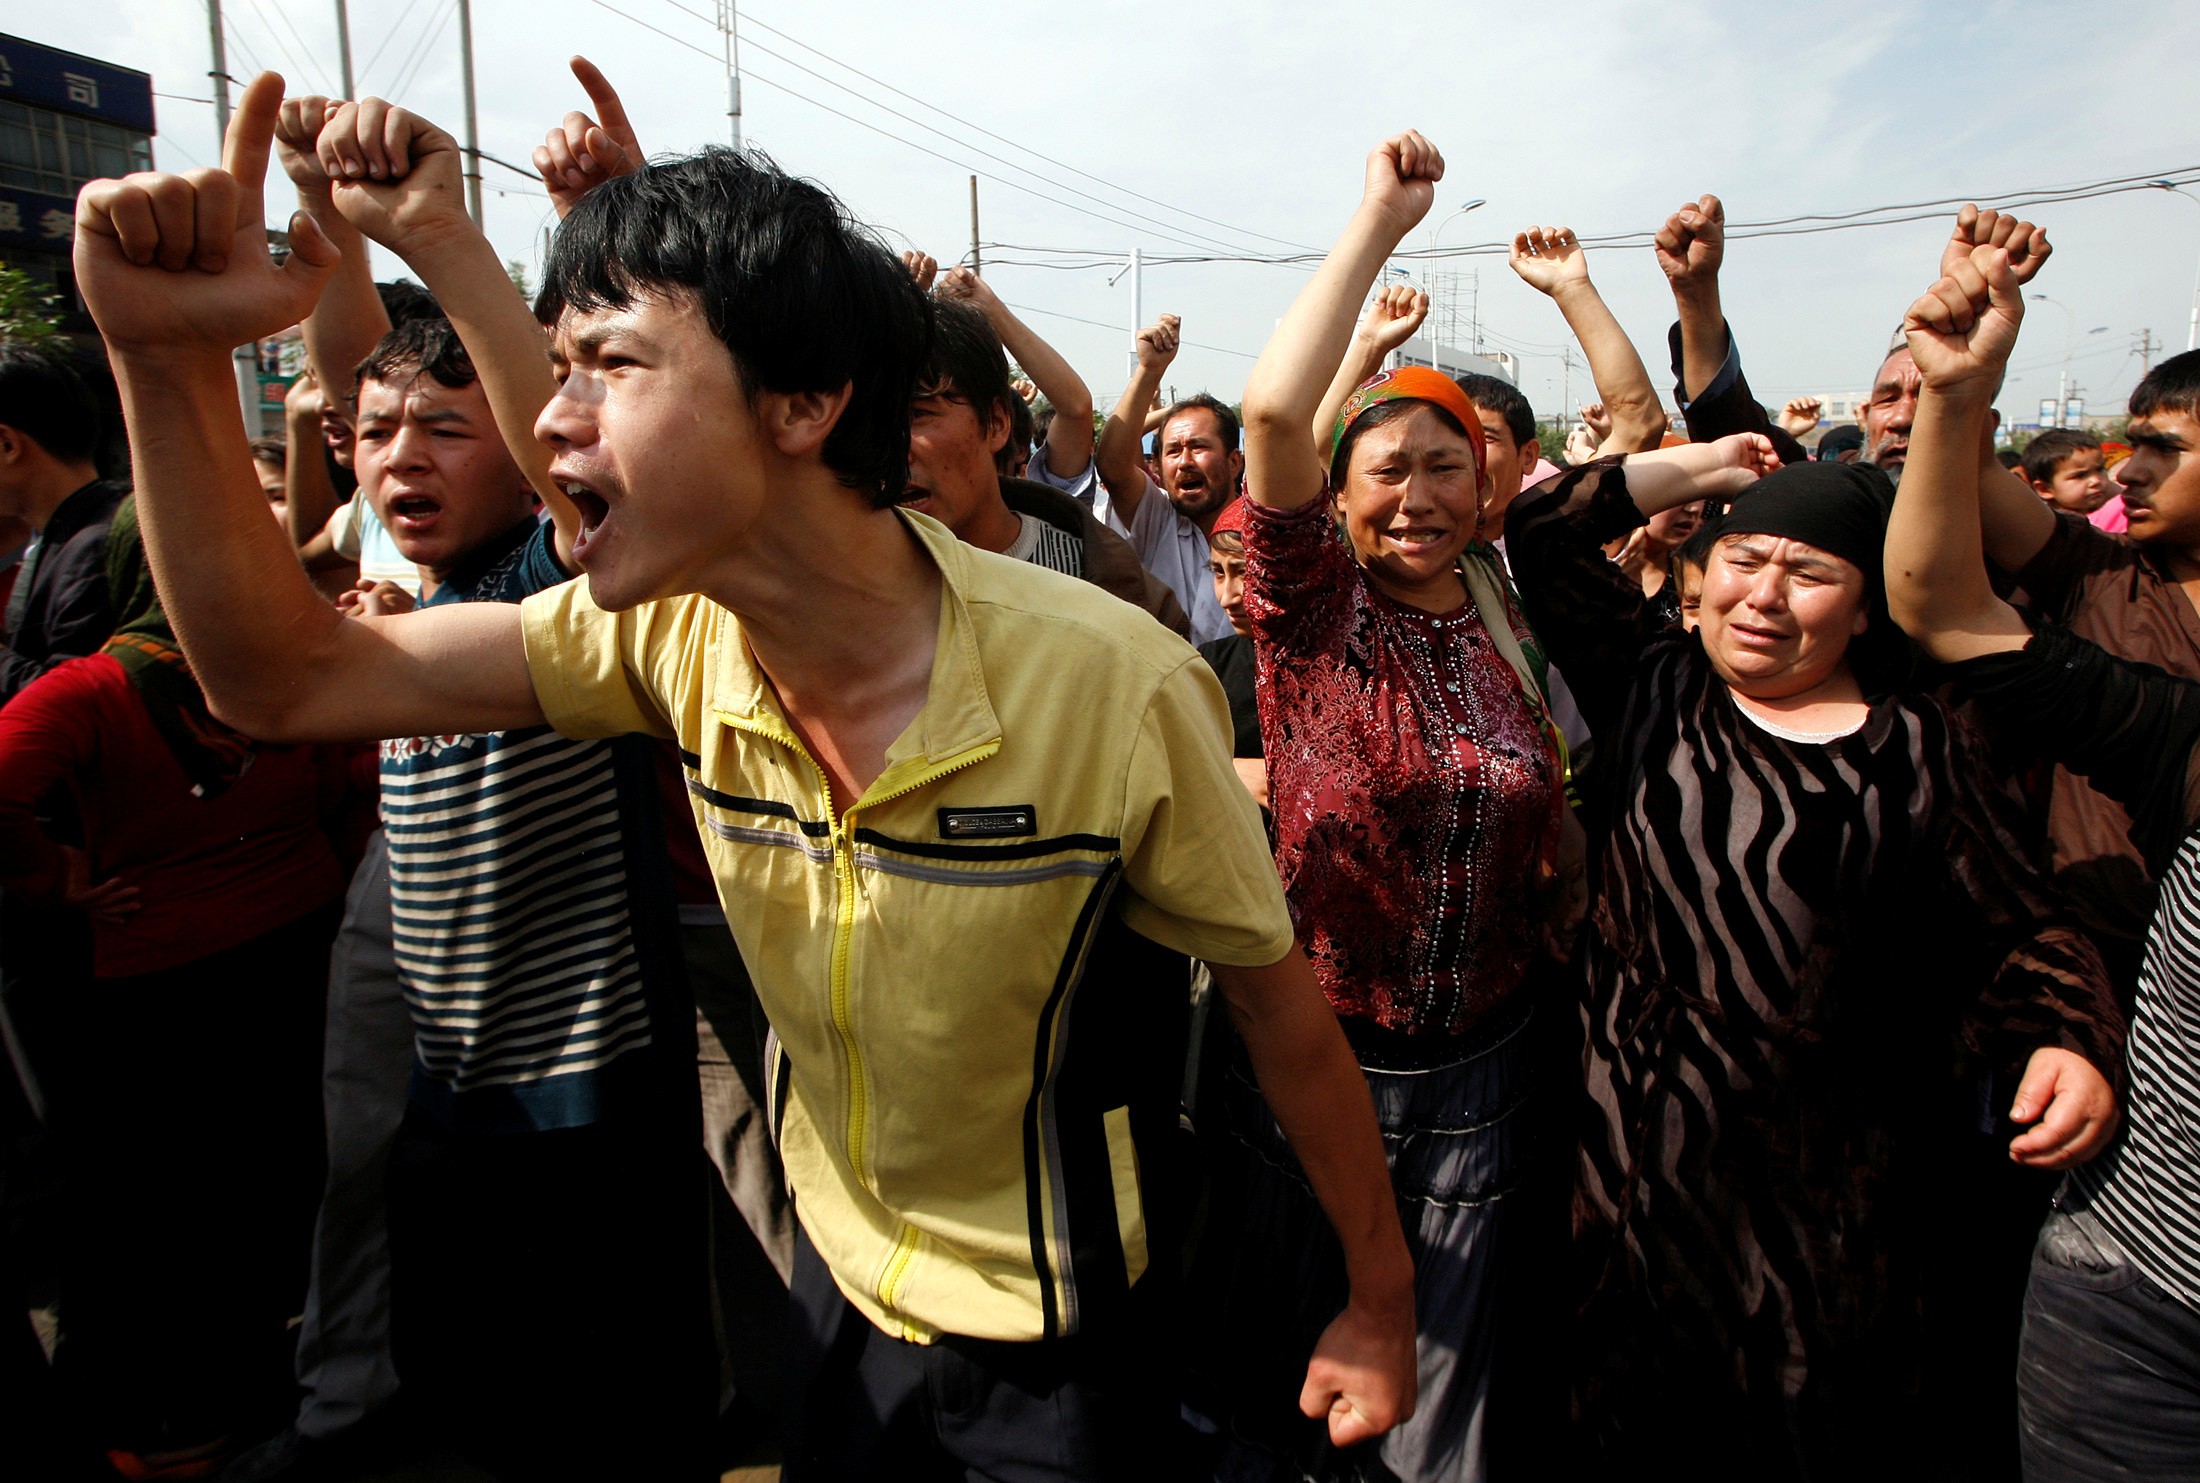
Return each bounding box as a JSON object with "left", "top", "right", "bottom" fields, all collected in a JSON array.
[
  {"left": 0, "top": 180, "right": 77, "bottom": 252},
  {"left": 0, "top": 34, "right": 156, "bottom": 134}
]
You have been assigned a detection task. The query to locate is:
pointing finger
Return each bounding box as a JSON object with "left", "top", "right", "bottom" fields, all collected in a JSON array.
[
  {"left": 571, "top": 56, "right": 640, "bottom": 153},
  {"left": 220, "top": 71, "right": 284, "bottom": 228}
]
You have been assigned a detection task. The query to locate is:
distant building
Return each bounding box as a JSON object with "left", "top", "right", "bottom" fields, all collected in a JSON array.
[
  {"left": 1386, "top": 334, "right": 1517, "bottom": 386},
  {"left": 0, "top": 33, "right": 155, "bottom": 329}
]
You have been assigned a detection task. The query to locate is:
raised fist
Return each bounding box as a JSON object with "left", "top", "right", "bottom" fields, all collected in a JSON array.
[
  {"left": 1362, "top": 132, "right": 1443, "bottom": 233},
  {"left": 1580, "top": 402, "right": 1613, "bottom": 442},
  {"left": 1509, "top": 225, "right": 1590, "bottom": 297},
  {"left": 275, "top": 94, "right": 343, "bottom": 199},
  {"left": 74, "top": 72, "right": 340, "bottom": 358},
  {"left": 317, "top": 98, "right": 471, "bottom": 256},
  {"left": 1136, "top": 314, "right": 1182, "bottom": 373},
  {"left": 1357, "top": 284, "right": 1429, "bottom": 357},
  {"left": 1939, "top": 203, "right": 2050, "bottom": 288},
  {"left": 1654, "top": 194, "right": 1725, "bottom": 289},
  {"left": 935, "top": 265, "right": 1002, "bottom": 315},
  {"left": 901, "top": 250, "right": 939, "bottom": 294},
  {"left": 1905, "top": 243, "right": 2024, "bottom": 394},
  {"left": 534, "top": 57, "right": 642, "bottom": 221}
]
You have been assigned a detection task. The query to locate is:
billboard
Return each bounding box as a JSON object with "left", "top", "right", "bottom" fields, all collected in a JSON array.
[{"left": 0, "top": 34, "right": 156, "bottom": 134}]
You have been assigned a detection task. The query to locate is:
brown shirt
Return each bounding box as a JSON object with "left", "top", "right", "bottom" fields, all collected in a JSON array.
[{"left": 2014, "top": 512, "right": 2200, "bottom": 945}]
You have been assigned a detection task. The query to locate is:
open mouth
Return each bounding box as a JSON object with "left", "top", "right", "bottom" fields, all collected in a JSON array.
[
  {"left": 1384, "top": 526, "right": 1450, "bottom": 553},
  {"left": 385, "top": 491, "right": 443, "bottom": 531},
  {"left": 559, "top": 479, "right": 612, "bottom": 559},
  {"left": 899, "top": 486, "right": 934, "bottom": 512}
]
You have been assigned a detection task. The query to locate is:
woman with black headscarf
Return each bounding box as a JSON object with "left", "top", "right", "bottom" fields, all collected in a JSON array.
[
  {"left": 0, "top": 497, "right": 347, "bottom": 1476},
  {"left": 1503, "top": 456, "right": 2127, "bottom": 1477}
]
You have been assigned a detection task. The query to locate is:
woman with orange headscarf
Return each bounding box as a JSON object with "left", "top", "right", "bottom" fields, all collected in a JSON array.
[{"left": 1184, "top": 132, "right": 1573, "bottom": 1483}]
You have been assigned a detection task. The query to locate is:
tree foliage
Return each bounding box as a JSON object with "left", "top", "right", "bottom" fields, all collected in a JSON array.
[{"left": 0, "top": 264, "right": 65, "bottom": 346}]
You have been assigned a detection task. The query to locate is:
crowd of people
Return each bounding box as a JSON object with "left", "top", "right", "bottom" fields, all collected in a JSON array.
[{"left": 0, "top": 49, "right": 2194, "bottom": 1483}]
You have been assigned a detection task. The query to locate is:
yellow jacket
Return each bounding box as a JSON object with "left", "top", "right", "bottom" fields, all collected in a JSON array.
[{"left": 520, "top": 511, "right": 1292, "bottom": 1342}]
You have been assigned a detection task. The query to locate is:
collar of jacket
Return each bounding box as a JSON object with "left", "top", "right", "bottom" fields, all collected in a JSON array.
[{"left": 708, "top": 507, "right": 1004, "bottom": 794}]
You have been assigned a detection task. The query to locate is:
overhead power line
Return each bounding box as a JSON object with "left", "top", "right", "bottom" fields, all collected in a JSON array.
[
  {"left": 584, "top": 0, "right": 1262, "bottom": 255},
  {"left": 691, "top": 2, "right": 1323, "bottom": 257}
]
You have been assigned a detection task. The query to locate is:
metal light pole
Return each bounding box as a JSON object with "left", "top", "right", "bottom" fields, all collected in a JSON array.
[
  {"left": 334, "top": 0, "right": 354, "bottom": 97},
  {"left": 719, "top": 0, "right": 743, "bottom": 146},
  {"left": 456, "top": 0, "right": 483, "bottom": 224},
  {"left": 2150, "top": 182, "right": 2200, "bottom": 352},
  {"left": 2032, "top": 294, "right": 2075, "bottom": 425}
]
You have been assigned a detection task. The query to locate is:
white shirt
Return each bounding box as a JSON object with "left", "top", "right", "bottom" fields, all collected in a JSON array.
[{"left": 1027, "top": 454, "right": 1233, "bottom": 645}]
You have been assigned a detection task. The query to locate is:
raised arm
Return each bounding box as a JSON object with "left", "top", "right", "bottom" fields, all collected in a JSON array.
[
  {"left": 275, "top": 94, "right": 390, "bottom": 421},
  {"left": 938, "top": 266, "right": 1094, "bottom": 480},
  {"left": 72, "top": 72, "right": 546, "bottom": 743},
  {"left": 1656, "top": 194, "right": 1728, "bottom": 403},
  {"left": 278, "top": 368, "right": 356, "bottom": 583},
  {"left": 1885, "top": 233, "right": 2033, "bottom": 663},
  {"left": 1311, "top": 285, "right": 1427, "bottom": 458},
  {"left": 1096, "top": 314, "right": 1180, "bottom": 520},
  {"left": 1510, "top": 226, "right": 1664, "bottom": 453},
  {"left": 1937, "top": 205, "right": 2059, "bottom": 574},
  {"left": 318, "top": 99, "right": 574, "bottom": 562},
  {"left": 1242, "top": 132, "right": 1442, "bottom": 513}
]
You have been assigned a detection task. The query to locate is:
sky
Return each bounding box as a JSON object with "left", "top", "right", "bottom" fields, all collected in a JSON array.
[{"left": 25, "top": 0, "right": 2200, "bottom": 428}]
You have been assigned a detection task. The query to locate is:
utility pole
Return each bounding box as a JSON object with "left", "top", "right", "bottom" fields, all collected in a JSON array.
[
  {"left": 207, "top": 0, "right": 258, "bottom": 433},
  {"left": 1129, "top": 246, "right": 1142, "bottom": 376},
  {"left": 716, "top": 0, "right": 743, "bottom": 146},
  {"left": 968, "top": 176, "right": 980, "bottom": 276},
  {"left": 2136, "top": 328, "right": 2159, "bottom": 377},
  {"left": 455, "top": 0, "right": 483, "bottom": 224},
  {"left": 207, "top": 0, "right": 231, "bottom": 138},
  {"left": 334, "top": 0, "right": 354, "bottom": 97},
  {"left": 1561, "top": 345, "right": 1574, "bottom": 424}
]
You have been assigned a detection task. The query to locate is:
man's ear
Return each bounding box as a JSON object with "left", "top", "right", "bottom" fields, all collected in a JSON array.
[
  {"left": 981, "top": 399, "right": 1012, "bottom": 457},
  {"left": 1225, "top": 447, "right": 1245, "bottom": 483},
  {"left": 0, "top": 426, "right": 22, "bottom": 466},
  {"left": 760, "top": 384, "right": 855, "bottom": 459}
]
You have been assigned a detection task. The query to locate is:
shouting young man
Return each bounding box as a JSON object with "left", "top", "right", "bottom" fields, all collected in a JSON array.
[{"left": 73, "top": 74, "right": 1415, "bottom": 1481}]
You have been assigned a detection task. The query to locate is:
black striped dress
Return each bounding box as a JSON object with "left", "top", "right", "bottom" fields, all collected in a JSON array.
[{"left": 1505, "top": 465, "right": 2126, "bottom": 1467}]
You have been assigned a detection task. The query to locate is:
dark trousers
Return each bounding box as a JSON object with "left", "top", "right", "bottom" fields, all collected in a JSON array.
[
  {"left": 783, "top": 1227, "right": 1183, "bottom": 1482},
  {"left": 384, "top": 1105, "right": 719, "bottom": 1482},
  {"left": 53, "top": 904, "right": 338, "bottom": 1452},
  {"left": 2018, "top": 1208, "right": 2200, "bottom": 1481}
]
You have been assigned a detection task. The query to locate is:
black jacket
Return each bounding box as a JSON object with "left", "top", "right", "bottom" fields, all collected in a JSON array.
[{"left": 1, "top": 479, "right": 128, "bottom": 705}]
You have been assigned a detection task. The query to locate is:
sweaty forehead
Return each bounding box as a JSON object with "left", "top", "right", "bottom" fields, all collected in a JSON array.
[{"left": 356, "top": 373, "right": 480, "bottom": 421}]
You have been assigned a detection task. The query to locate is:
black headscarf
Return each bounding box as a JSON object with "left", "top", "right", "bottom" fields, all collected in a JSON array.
[{"left": 1714, "top": 461, "right": 1895, "bottom": 592}]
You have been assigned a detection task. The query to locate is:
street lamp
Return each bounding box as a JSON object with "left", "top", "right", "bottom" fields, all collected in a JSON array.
[
  {"left": 2149, "top": 180, "right": 2200, "bottom": 352},
  {"left": 1426, "top": 199, "right": 1490, "bottom": 250}
]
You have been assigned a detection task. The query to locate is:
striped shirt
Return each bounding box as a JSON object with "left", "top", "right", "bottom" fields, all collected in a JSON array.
[
  {"left": 1003, "top": 510, "right": 1082, "bottom": 577},
  {"left": 1957, "top": 624, "right": 2200, "bottom": 1312},
  {"left": 385, "top": 518, "right": 670, "bottom": 1132}
]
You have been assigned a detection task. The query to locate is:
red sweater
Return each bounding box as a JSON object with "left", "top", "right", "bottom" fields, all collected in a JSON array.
[{"left": 0, "top": 654, "right": 346, "bottom": 977}]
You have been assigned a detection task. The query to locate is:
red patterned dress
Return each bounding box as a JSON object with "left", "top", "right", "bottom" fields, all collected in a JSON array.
[{"left": 1242, "top": 493, "right": 1562, "bottom": 1036}]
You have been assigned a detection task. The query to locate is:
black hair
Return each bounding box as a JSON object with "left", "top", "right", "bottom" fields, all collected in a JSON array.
[
  {"left": 537, "top": 146, "right": 932, "bottom": 509},
  {"left": 2021, "top": 427, "right": 2101, "bottom": 487},
  {"left": 1816, "top": 424, "right": 1864, "bottom": 462},
  {"left": 249, "top": 436, "right": 287, "bottom": 471},
  {"left": 2130, "top": 349, "right": 2200, "bottom": 427},
  {"left": 1157, "top": 393, "right": 1240, "bottom": 454},
  {"left": 377, "top": 278, "right": 441, "bottom": 327},
  {"left": 356, "top": 315, "right": 478, "bottom": 394},
  {"left": 1995, "top": 448, "right": 2024, "bottom": 470},
  {"left": 1032, "top": 400, "right": 1058, "bottom": 445},
  {"left": 1454, "top": 373, "right": 1534, "bottom": 450},
  {"left": 1328, "top": 398, "right": 1473, "bottom": 490},
  {"left": 1672, "top": 514, "right": 1721, "bottom": 575},
  {"left": 0, "top": 344, "right": 100, "bottom": 464},
  {"left": 999, "top": 388, "right": 1033, "bottom": 478},
  {"left": 922, "top": 298, "right": 1016, "bottom": 440}
]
